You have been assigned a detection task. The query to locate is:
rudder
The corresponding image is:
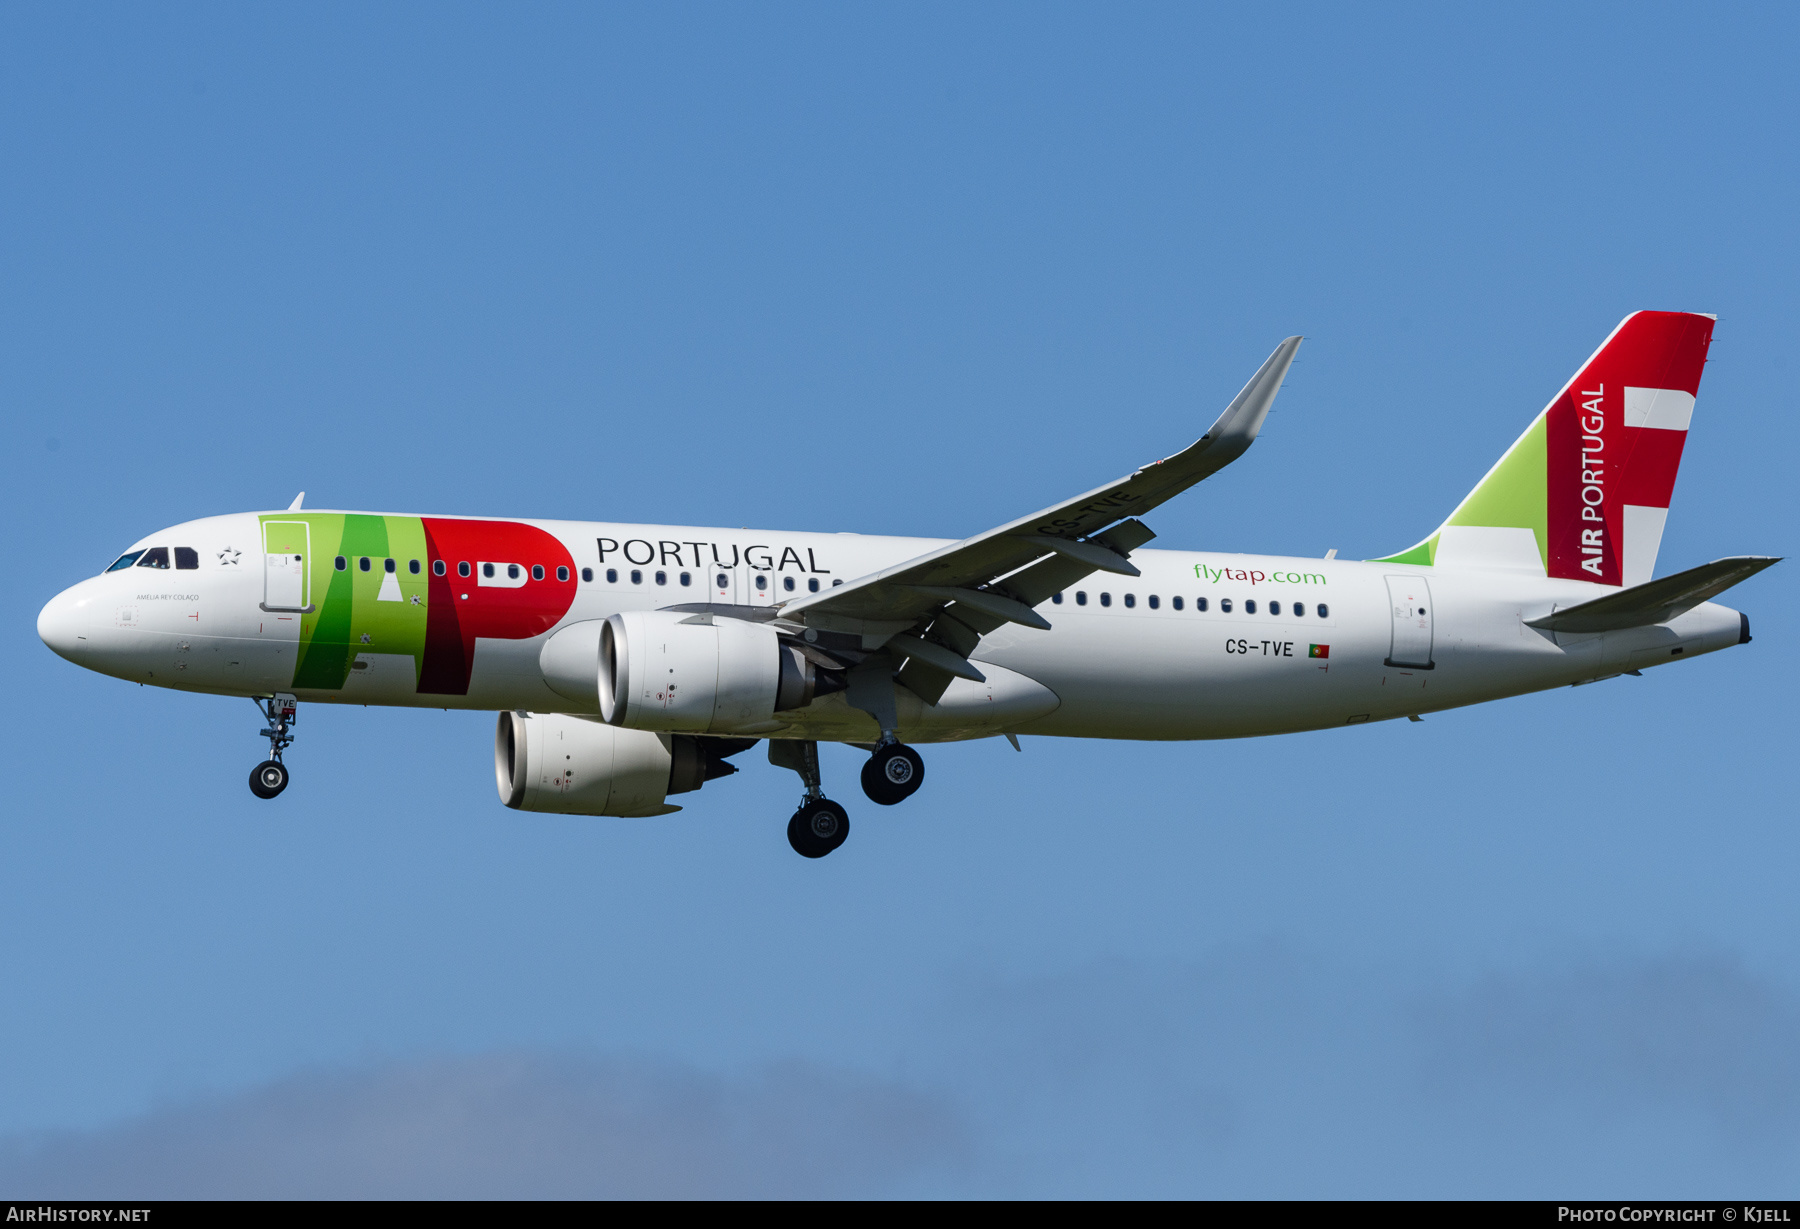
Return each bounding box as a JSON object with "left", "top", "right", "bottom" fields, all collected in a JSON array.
[{"left": 1375, "top": 311, "right": 1715, "bottom": 585}]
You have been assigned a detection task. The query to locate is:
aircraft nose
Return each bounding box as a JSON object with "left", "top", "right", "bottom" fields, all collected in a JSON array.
[{"left": 38, "top": 585, "right": 90, "bottom": 662}]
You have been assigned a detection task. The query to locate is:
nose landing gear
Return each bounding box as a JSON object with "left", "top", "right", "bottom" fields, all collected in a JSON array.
[{"left": 249, "top": 694, "right": 296, "bottom": 800}]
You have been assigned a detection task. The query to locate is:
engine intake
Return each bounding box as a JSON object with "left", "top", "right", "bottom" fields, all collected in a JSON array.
[
  {"left": 597, "top": 610, "right": 840, "bottom": 732},
  {"left": 494, "top": 711, "right": 750, "bottom": 817}
]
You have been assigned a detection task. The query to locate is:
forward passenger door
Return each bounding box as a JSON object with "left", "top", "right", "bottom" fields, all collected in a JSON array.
[{"left": 261, "top": 520, "right": 312, "bottom": 613}]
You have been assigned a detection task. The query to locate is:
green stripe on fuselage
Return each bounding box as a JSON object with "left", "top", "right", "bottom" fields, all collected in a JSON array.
[{"left": 265, "top": 513, "right": 429, "bottom": 691}]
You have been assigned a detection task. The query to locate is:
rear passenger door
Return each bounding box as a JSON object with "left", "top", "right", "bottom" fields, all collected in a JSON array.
[{"left": 1384, "top": 575, "right": 1434, "bottom": 669}]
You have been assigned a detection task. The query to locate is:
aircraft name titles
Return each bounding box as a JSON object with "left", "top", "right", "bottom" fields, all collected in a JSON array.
[{"left": 596, "top": 537, "right": 832, "bottom": 573}]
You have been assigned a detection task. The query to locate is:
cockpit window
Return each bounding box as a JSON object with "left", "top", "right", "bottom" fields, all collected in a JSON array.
[
  {"left": 174, "top": 547, "right": 199, "bottom": 570},
  {"left": 135, "top": 547, "right": 171, "bottom": 569},
  {"left": 106, "top": 551, "right": 145, "bottom": 572}
]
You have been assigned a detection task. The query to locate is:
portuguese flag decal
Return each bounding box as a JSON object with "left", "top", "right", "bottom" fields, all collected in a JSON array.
[{"left": 1309, "top": 644, "right": 1329, "bottom": 659}]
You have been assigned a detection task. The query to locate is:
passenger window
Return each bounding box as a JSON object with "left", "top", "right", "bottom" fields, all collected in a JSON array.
[
  {"left": 1221, "top": 598, "right": 1232, "bottom": 613},
  {"left": 136, "top": 547, "right": 171, "bottom": 569},
  {"left": 631, "top": 570, "right": 643, "bottom": 585},
  {"left": 174, "top": 547, "right": 199, "bottom": 570},
  {"left": 755, "top": 574, "right": 767, "bottom": 590},
  {"left": 1269, "top": 600, "right": 1281, "bottom": 615},
  {"left": 1052, "top": 593, "right": 1063, "bottom": 605},
  {"left": 1076, "top": 591, "right": 1087, "bottom": 606},
  {"left": 1172, "top": 596, "right": 1183, "bottom": 611},
  {"left": 580, "top": 567, "right": 592, "bottom": 582},
  {"left": 1294, "top": 602, "right": 1305, "bottom": 616},
  {"left": 1148, "top": 595, "right": 1159, "bottom": 609},
  {"left": 557, "top": 566, "right": 570, "bottom": 582},
  {"left": 715, "top": 573, "right": 728, "bottom": 588},
  {"left": 1246, "top": 599, "right": 1257, "bottom": 614},
  {"left": 532, "top": 565, "right": 544, "bottom": 581},
  {"left": 360, "top": 557, "right": 372, "bottom": 572},
  {"left": 383, "top": 558, "right": 395, "bottom": 574},
  {"left": 605, "top": 568, "right": 617, "bottom": 583},
  {"left": 433, "top": 560, "right": 446, "bottom": 577},
  {"left": 106, "top": 551, "right": 144, "bottom": 572},
  {"left": 783, "top": 576, "right": 795, "bottom": 591},
  {"left": 507, "top": 564, "right": 521, "bottom": 580},
  {"left": 1123, "top": 593, "right": 1136, "bottom": 608},
  {"left": 807, "top": 577, "right": 819, "bottom": 592},
  {"left": 1100, "top": 593, "right": 1112, "bottom": 607},
  {"left": 482, "top": 563, "right": 496, "bottom": 579},
  {"left": 832, "top": 579, "right": 843, "bottom": 586},
  {"left": 655, "top": 571, "right": 667, "bottom": 586},
  {"left": 1317, "top": 603, "right": 1329, "bottom": 618},
  {"left": 458, "top": 561, "right": 471, "bottom": 578},
  {"left": 336, "top": 556, "right": 348, "bottom": 571}
]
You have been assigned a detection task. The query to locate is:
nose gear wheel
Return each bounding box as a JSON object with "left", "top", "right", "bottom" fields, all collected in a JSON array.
[{"left": 249, "top": 760, "right": 289, "bottom": 798}]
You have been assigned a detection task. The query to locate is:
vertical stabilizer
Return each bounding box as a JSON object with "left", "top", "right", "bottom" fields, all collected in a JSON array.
[{"left": 1374, "top": 311, "right": 1714, "bottom": 585}]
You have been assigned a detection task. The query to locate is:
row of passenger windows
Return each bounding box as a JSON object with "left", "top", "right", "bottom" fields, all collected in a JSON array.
[
  {"left": 321, "top": 558, "right": 847, "bottom": 591},
  {"left": 592, "top": 568, "right": 845, "bottom": 592},
  {"left": 603, "top": 568, "right": 692, "bottom": 587},
  {"left": 330, "top": 556, "right": 578, "bottom": 582},
  {"left": 108, "top": 547, "right": 199, "bottom": 571},
  {"left": 1051, "top": 591, "right": 1329, "bottom": 617}
]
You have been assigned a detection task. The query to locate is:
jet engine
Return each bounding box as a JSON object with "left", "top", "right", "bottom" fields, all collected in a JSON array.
[
  {"left": 596, "top": 610, "right": 839, "bottom": 733},
  {"left": 494, "top": 711, "right": 749, "bottom": 817}
]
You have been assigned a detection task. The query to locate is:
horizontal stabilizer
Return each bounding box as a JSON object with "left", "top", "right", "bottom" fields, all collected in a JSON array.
[{"left": 1525, "top": 556, "right": 1780, "bottom": 633}]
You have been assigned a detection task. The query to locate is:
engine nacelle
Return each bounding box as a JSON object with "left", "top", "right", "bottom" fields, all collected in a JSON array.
[
  {"left": 597, "top": 610, "right": 824, "bottom": 733},
  {"left": 495, "top": 711, "right": 741, "bottom": 817}
]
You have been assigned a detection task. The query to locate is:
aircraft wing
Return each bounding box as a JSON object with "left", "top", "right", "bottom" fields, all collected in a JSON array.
[
  {"left": 780, "top": 335, "right": 1303, "bottom": 700},
  {"left": 1525, "top": 555, "right": 1781, "bottom": 634}
]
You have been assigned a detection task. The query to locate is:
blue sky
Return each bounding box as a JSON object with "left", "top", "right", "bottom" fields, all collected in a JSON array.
[{"left": 2, "top": 2, "right": 1797, "bottom": 1197}]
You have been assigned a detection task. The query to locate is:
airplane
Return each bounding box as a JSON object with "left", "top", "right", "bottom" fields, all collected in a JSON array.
[{"left": 36, "top": 311, "right": 1778, "bottom": 858}]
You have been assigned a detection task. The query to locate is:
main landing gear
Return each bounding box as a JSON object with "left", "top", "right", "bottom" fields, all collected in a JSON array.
[
  {"left": 249, "top": 694, "right": 297, "bottom": 800},
  {"left": 860, "top": 741, "right": 924, "bottom": 806},
  {"left": 770, "top": 738, "right": 927, "bottom": 858},
  {"left": 788, "top": 797, "right": 849, "bottom": 859},
  {"left": 770, "top": 740, "right": 849, "bottom": 858}
]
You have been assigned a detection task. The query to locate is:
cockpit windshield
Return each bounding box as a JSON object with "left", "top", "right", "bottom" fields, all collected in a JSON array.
[
  {"left": 135, "top": 547, "right": 171, "bottom": 570},
  {"left": 106, "top": 551, "right": 145, "bottom": 572}
]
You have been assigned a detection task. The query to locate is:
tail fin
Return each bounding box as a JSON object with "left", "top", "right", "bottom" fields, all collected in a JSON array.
[{"left": 1374, "top": 311, "right": 1715, "bottom": 585}]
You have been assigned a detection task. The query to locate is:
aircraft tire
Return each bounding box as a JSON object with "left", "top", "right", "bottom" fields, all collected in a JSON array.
[
  {"left": 787, "top": 799, "right": 849, "bottom": 858},
  {"left": 249, "top": 760, "right": 289, "bottom": 799},
  {"left": 860, "top": 744, "right": 924, "bottom": 806}
]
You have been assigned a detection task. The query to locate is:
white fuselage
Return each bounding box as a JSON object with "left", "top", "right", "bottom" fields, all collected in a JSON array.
[{"left": 38, "top": 510, "right": 1746, "bottom": 744}]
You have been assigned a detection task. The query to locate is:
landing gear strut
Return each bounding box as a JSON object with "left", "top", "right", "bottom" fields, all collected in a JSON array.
[
  {"left": 770, "top": 739, "right": 849, "bottom": 858},
  {"left": 249, "top": 694, "right": 296, "bottom": 800},
  {"left": 860, "top": 741, "right": 924, "bottom": 806}
]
